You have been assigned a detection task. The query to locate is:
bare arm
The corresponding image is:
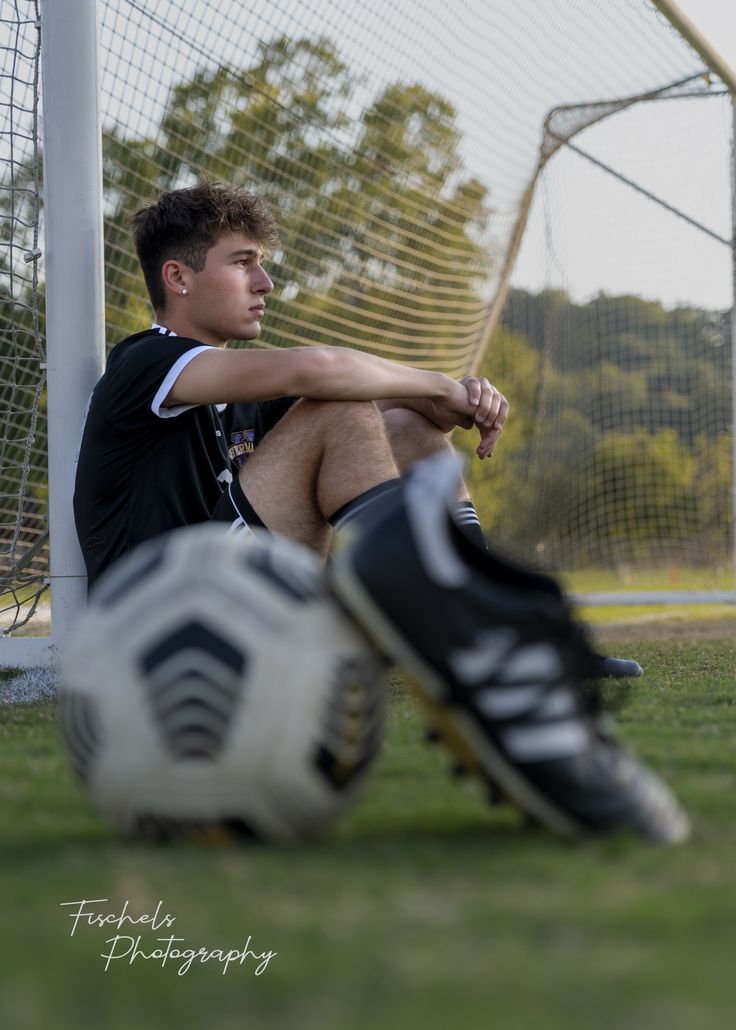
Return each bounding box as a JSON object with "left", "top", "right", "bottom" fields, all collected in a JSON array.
[{"left": 166, "top": 344, "right": 471, "bottom": 413}]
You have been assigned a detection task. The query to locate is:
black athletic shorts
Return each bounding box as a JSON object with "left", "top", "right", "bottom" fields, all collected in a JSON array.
[{"left": 210, "top": 475, "right": 270, "bottom": 536}]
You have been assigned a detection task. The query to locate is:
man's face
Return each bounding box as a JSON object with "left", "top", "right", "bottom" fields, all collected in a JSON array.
[{"left": 183, "top": 232, "right": 274, "bottom": 344}]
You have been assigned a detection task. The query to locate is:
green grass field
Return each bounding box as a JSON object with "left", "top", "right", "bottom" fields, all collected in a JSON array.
[{"left": 2, "top": 634, "right": 736, "bottom": 1030}]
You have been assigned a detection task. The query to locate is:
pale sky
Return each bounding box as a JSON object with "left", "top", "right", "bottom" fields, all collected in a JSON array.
[
  {"left": 633, "top": 0, "right": 735, "bottom": 310},
  {"left": 511, "top": 0, "right": 736, "bottom": 311},
  {"left": 677, "top": 0, "right": 736, "bottom": 69}
]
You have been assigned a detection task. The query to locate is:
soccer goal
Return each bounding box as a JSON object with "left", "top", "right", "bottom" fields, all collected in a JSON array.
[
  {"left": 1, "top": 1, "right": 735, "bottom": 667},
  {"left": 462, "top": 3, "right": 736, "bottom": 606}
]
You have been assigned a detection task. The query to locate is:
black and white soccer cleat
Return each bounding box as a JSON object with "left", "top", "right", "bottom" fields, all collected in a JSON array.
[{"left": 329, "top": 453, "right": 689, "bottom": 844}]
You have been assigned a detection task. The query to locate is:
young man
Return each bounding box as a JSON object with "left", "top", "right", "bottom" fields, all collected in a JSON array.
[
  {"left": 74, "top": 181, "right": 507, "bottom": 587},
  {"left": 74, "top": 181, "right": 680, "bottom": 843}
]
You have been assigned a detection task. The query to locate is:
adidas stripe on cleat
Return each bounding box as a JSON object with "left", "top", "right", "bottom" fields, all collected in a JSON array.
[{"left": 329, "top": 453, "right": 690, "bottom": 844}]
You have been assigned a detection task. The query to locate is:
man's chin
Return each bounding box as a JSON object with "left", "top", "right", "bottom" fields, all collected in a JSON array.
[{"left": 239, "top": 322, "right": 262, "bottom": 341}]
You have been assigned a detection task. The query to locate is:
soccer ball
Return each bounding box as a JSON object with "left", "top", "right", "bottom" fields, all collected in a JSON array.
[{"left": 59, "top": 524, "right": 386, "bottom": 842}]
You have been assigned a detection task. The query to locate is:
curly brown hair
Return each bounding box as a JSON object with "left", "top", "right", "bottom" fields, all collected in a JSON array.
[{"left": 131, "top": 181, "right": 279, "bottom": 311}]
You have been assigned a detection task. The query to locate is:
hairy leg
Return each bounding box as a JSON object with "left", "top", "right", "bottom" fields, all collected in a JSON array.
[
  {"left": 382, "top": 407, "right": 470, "bottom": 500},
  {"left": 237, "top": 399, "right": 399, "bottom": 555}
]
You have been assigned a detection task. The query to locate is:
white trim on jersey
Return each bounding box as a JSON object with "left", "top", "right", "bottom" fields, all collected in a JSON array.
[
  {"left": 223, "top": 481, "right": 254, "bottom": 538},
  {"left": 150, "top": 344, "right": 215, "bottom": 419},
  {"left": 225, "top": 515, "right": 254, "bottom": 538},
  {"left": 149, "top": 323, "right": 227, "bottom": 418}
]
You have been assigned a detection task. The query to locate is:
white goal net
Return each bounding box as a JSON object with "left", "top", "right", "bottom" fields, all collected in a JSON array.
[
  {"left": 464, "top": 78, "right": 734, "bottom": 597},
  {"left": 1, "top": 0, "right": 734, "bottom": 657},
  {"left": 0, "top": 1, "right": 47, "bottom": 639}
]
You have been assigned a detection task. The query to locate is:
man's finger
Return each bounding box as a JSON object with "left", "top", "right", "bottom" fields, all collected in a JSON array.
[
  {"left": 473, "top": 380, "right": 494, "bottom": 423},
  {"left": 492, "top": 394, "right": 509, "bottom": 429},
  {"left": 460, "top": 375, "right": 481, "bottom": 407},
  {"left": 476, "top": 424, "right": 503, "bottom": 459}
]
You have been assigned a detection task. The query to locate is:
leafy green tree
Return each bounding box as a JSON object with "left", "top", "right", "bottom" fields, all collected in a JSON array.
[
  {"left": 457, "top": 327, "right": 588, "bottom": 554},
  {"left": 103, "top": 37, "right": 358, "bottom": 342},
  {"left": 300, "top": 82, "right": 489, "bottom": 364},
  {"left": 501, "top": 289, "right": 730, "bottom": 446},
  {"left": 99, "top": 36, "right": 491, "bottom": 369},
  {"left": 693, "top": 433, "right": 732, "bottom": 565},
  {"left": 577, "top": 429, "right": 696, "bottom": 563}
]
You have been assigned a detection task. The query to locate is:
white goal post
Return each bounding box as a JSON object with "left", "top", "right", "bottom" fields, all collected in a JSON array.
[{"left": 0, "top": 0, "right": 104, "bottom": 667}]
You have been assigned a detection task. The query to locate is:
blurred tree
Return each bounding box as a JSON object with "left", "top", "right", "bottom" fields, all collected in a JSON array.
[
  {"left": 693, "top": 433, "right": 732, "bottom": 565},
  {"left": 577, "top": 428, "right": 696, "bottom": 563},
  {"left": 99, "top": 36, "right": 491, "bottom": 369}
]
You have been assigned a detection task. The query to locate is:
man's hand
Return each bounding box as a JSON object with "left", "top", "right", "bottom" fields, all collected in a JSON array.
[
  {"left": 429, "top": 376, "right": 509, "bottom": 459},
  {"left": 461, "top": 375, "right": 509, "bottom": 459}
]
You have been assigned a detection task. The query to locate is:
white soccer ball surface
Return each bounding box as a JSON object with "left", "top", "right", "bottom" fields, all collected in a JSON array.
[{"left": 59, "top": 524, "right": 386, "bottom": 841}]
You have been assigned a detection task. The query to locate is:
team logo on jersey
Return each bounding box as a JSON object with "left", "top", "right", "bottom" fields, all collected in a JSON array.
[{"left": 229, "top": 428, "right": 255, "bottom": 467}]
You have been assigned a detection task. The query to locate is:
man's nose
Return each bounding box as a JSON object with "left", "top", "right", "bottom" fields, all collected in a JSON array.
[{"left": 255, "top": 269, "right": 274, "bottom": 294}]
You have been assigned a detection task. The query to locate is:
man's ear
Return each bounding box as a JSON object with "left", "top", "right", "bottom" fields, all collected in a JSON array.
[{"left": 161, "top": 259, "right": 191, "bottom": 297}]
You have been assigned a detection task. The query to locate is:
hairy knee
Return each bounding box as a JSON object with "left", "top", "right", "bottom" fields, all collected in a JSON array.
[
  {"left": 382, "top": 406, "right": 452, "bottom": 471},
  {"left": 382, "top": 406, "right": 437, "bottom": 436},
  {"left": 382, "top": 406, "right": 448, "bottom": 449}
]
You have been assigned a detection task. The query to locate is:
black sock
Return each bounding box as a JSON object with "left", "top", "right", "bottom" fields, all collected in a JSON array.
[
  {"left": 328, "top": 479, "right": 402, "bottom": 531},
  {"left": 454, "top": 500, "right": 487, "bottom": 551}
]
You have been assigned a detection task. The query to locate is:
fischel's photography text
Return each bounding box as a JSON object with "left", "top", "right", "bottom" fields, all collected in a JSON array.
[{"left": 61, "top": 898, "right": 277, "bottom": 975}]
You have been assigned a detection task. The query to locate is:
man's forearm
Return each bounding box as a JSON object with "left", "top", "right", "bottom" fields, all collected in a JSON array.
[{"left": 295, "top": 347, "right": 464, "bottom": 409}]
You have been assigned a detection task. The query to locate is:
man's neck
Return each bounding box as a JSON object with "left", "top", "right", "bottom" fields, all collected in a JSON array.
[{"left": 153, "top": 312, "right": 228, "bottom": 347}]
